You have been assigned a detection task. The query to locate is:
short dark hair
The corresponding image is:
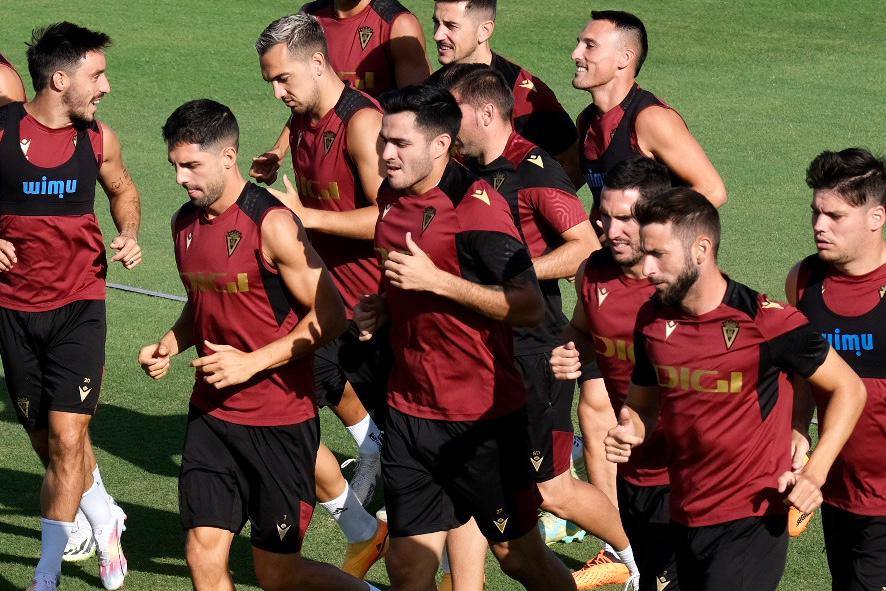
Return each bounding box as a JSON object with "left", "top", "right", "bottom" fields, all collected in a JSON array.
[
  {"left": 438, "top": 63, "right": 513, "bottom": 121},
  {"left": 435, "top": 0, "right": 497, "bottom": 20},
  {"left": 806, "top": 148, "right": 886, "bottom": 208},
  {"left": 162, "top": 99, "right": 240, "bottom": 151},
  {"left": 380, "top": 84, "right": 461, "bottom": 141},
  {"left": 633, "top": 187, "right": 720, "bottom": 255},
  {"left": 255, "top": 14, "right": 328, "bottom": 59},
  {"left": 603, "top": 157, "right": 671, "bottom": 200},
  {"left": 591, "top": 10, "right": 648, "bottom": 75},
  {"left": 26, "top": 22, "right": 112, "bottom": 92}
]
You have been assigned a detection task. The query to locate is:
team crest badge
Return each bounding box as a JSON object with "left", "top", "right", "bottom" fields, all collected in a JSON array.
[
  {"left": 492, "top": 172, "right": 506, "bottom": 191},
  {"left": 526, "top": 154, "right": 544, "bottom": 168},
  {"left": 16, "top": 397, "right": 29, "bottom": 418},
  {"left": 530, "top": 451, "right": 544, "bottom": 472},
  {"left": 722, "top": 320, "right": 739, "bottom": 350},
  {"left": 422, "top": 207, "right": 436, "bottom": 233},
  {"left": 276, "top": 514, "right": 292, "bottom": 541},
  {"left": 518, "top": 79, "right": 535, "bottom": 91},
  {"left": 19, "top": 138, "right": 30, "bottom": 157},
  {"left": 879, "top": 285, "right": 885, "bottom": 299},
  {"left": 471, "top": 188, "right": 490, "bottom": 205},
  {"left": 597, "top": 287, "right": 609, "bottom": 307},
  {"left": 323, "top": 131, "right": 336, "bottom": 153},
  {"left": 226, "top": 230, "right": 242, "bottom": 256},
  {"left": 358, "top": 26, "right": 374, "bottom": 50},
  {"left": 665, "top": 320, "right": 678, "bottom": 339}
]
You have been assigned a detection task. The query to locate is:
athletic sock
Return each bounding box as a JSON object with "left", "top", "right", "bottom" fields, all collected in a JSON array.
[
  {"left": 615, "top": 544, "right": 639, "bottom": 578},
  {"left": 319, "top": 484, "right": 378, "bottom": 544},
  {"left": 440, "top": 546, "right": 451, "bottom": 574},
  {"left": 35, "top": 518, "right": 75, "bottom": 579},
  {"left": 346, "top": 414, "right": 383, "bottom": 456},
  {"left": 80, "top": 477, "right": 114, "bottom": 533},
  {"left": 604, "top": 542, "right": 617, "bottom": 556}
]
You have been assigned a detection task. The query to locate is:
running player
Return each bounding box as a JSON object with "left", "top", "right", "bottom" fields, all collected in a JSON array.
[
  {"left": 0, "top": 51, "right": 26, "bottom": 104},
  {"left": 442, "top": 64, "right": 641, "bottom": 590},
  {"left": 254, "top": 14, "right": 388, "bottom": 578},
  {"left": 787, "top": 148, "right": 886, "bottom": 591},
  {"left": 572, "top": 11, "right": 726, "bottom": 214},
  {"left": 355, "top": 83, "right": 577, "bottom": 591},
  {"left": 551, "top": 157, "right": 676, "bottom": 590},
  {"left": 604, "top": 188, "right": 866, "bottom": 591},
  {"left": 428, "top": 0, "right": 581, "bottom": 184},
  {"left": 0, "top": 23, "right": 141, "bottom": 591},
  {"left": 139, "top": 98, "right": 380, "bottom": 591}
]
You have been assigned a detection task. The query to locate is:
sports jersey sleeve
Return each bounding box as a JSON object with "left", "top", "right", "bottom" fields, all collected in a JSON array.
[
  {"left": 758, "top": 298, "right": 829, "bottom": 378},
  {"left": 524, "top": 187, "right": 588, "bottom": 234},
  {"left": 456, "top": 230, "right": 533, "bottom": 284},
  {"left": 512, "top": 74, "right": 578, "bottom": 156}
]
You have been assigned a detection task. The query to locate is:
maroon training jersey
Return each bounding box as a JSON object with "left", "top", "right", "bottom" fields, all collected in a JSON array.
[
  {"left": 797, "top": 255, "right": 886, "bottom": 516},
  {"left": 303, "top": 0, "right": 412, "bottom": 97},
  {"left": 632, "top": 278, "right": 829, "bottom": 526},
  {"left": 173, "top": 182, "right": 316, "bottom": 427},
  {"left": 580, "top": 248, "right": 668, "bottom": 487},
  {"left": 468, "top": 132, "right": 586, "bottom": 354},
  {"left": 290, "top": 85, "right": 382, "bottom": 316},
  {"left": 375, "top": 160, "right": 534, "bottom": 421},
  {"left": 0, "top": 102, "right": 106, "bottom": 312},
  {"left": 577, "top": 84, "right": 680, "bottom": 208}
]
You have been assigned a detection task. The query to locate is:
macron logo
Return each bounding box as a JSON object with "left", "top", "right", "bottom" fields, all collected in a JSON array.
[{"left": 23, "top": 176, "right": 78, "bottom": 199}]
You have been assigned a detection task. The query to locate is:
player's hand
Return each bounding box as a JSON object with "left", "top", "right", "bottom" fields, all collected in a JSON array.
[
  {"left": 778, "top": 470, "right": 824, "bottom": 515},
  {"left": 191, "top": 340, "right": 258, "bottom": 389},
  {"left": 0, "top": 239, "right": 17, "bottom": 272},
  {"left": 138, "top": 342, "right": 171, "bottom": 379},
  {"left": 354, "top": 293, "right": 387, "bottom": 342},
  {"left": 550, "top": 341, "right": 582, "bottom": 380},
  {"left": 249, "top": 150, "right": 282, "bottom": 185},
  {"left": 267, "top": 174, "right": 313, "bottom": 226},
  {"left": 110, "top": 233, "right": 142, "bottom": 269},
  {"left": 790, "top": 429, "right": 811, "bottom": 471},
  {"left": 604, "top": 407, "right": 643, "bottom": 463},
  {"left": 384, "top": 232, "right": 442, "bottom": 293}
]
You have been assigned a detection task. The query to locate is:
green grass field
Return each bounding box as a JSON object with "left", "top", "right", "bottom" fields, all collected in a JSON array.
[{"left": 0, "top": 1, "right": 883, "bottom": 589}]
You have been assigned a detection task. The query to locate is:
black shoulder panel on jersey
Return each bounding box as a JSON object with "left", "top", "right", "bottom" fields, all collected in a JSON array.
[
  {"left": 0, "top": 103, "right": 8, "bottom": 129},
  {"left": 490, "top": 53, "right": 522, "bottom": 89},
  {"left": 724, "top": 278, "right": 760, "bottom": 320},
  {"left": 372, "top": 0, "right": 410, "bottom": 23},
  {"left": 301, "top": 0, "right": 330, "bottom": 14},
  {"left": 798, "top": 253, "right": 827, "bottom": 288},
  {"left": 516, "top": 147, "right": 576, "bottom": 194},
  {"left": 238, "top": 182, "right": 283, "bottom": 226},
  {"left": 438, "top": 160, "right": 478, "bottom": 208},
  {"left": 335, "top": 86, "right": 378, "bottom": 124},
  {"left": 588, "top": 245, "right": 616, "bottom": 269},
  {"left": 255, "top": 251, "right": 300, "bottom": 326}
]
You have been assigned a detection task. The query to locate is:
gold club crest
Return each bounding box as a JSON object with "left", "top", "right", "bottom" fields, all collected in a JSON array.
[
  {"left": 358, "top": 26, "right": 374, "bottom": 50},
  {"left": 422, "top": 207, "right": 436, "bottom": 233},
  {"left": 323, "top": 131, "right": 336, "bottom": 153},
  {"left": 492, "top": 173, "right": 506, "bottom": 191},
  {"left": 722, "top": 320, "right": 739, "bottom": 350},
  {"left": 16, "top": 397, "right": 29, "bottom": 417},
  {"left": 226, "top": 230, "right": 242, "bottom": 256}
]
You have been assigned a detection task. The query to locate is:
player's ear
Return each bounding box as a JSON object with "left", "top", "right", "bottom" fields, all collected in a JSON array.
[
  {"left": 618, "top": 46, "right": 635, "bottom": 71},
  {"left": 868, "top": 204, "right": 885, "bottom": 231},
  {"left": 311, "top": 51, "right": 326, "bottom": 77},
  {"left": 221, "top": 145, "right": 237, "bottom": 169},
  {"left": 50, "top": 70, "right": 68, "bottom": 92},
  {"left": 480, "top": 102, "right": 495, "bottom": 127},
  {"left": 695, "top": 235, "right": 714, "bottom": 265},
  {"left": 431, "top": 133, "right": 451, "bottom": 159},
  {"left": 477, "top": 19, "right": 495, "bottom": 44}
]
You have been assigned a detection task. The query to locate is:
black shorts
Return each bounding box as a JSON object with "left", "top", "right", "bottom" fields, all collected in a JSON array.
[
  {"left": 382, "top": 406, "right": 541, "bottom": 543},
  {"left": 179, "top": 407, "right": 319, "bottom": 554},
  {"left": 0, "top": 299, "right": 105, "bottom": 432},
  {"left": 313, "top": 320, "right": 391, "bottom": 414},
  {"left": 517, "top": 352, "right": 575, "bottom": 482},
  {"left": 617, "top": 479, "right": 679, "bottom": 591},
  {"left": 821, "top": 503, "right": 886, "bottom": 591},
  {"left": 672, "top": 515, "right": 787, "bottom": 591}
]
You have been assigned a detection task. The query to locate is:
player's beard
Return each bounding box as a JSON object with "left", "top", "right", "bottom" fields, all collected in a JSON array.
[
  {"left": 63, "top": 86, "right": 98, "bottom": 125},
  {"left": 610, "top": 241, "right": 643, "bottom": 267},
  {"left": 191, "top": 176, "right": 226, "bottom": 208},
  {"left": 654, "top": 260, "right": 699, "bottom": 307}
]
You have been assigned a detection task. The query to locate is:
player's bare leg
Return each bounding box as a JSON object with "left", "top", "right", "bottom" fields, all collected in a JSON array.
[
  {"left": 489, "top": 526, "right": 577, "bottom": 591},
  {"left": 537, "top": 472, "right": 628, "bottom": 551},
  {"left": 42, "top": 411, "right": 90, "bottom": 521},
  {"left": 445, "top": 519, "right": 486, "bottom": 590},
  {"left": 332, "top": 383, "right": 383, "bottom": 505},
  {"left": 254, "top": 547, "right": 380, "bottom": 591},
  {"left": 576, "top": 378, "right": 618, "bottom": 506},
  {"left": 386, "top": 531, "right": 447, "bottom": 591},
  {"left": 186, "top": 527, "right": 236, "bottom": 591}
]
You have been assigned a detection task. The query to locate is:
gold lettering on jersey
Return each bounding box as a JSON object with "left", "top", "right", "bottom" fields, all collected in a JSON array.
[
  {"left": 879, "top": 285, "right": 885, "bottom": 299},
  {"left": 492, "top": 173, "right": 505, "bottom": 191},
  {"left": 472, "top": 188, "right": 490, "bottom": 205},
  {"left": 323, "top": 131, "right": 336, "bottom": 153},
  {"left": 530, "top": 451, "right": 544, "bottom": 472},
  {"left": 358, "top": 26, "right": 374, "bottom": 50},
  {"left": 295, "top": 174, "right": 341, "bottom": 201},
  {"left": 422, "top": 207, "right": 436, "bottom": 233},
  {"left": 597, "top": 287, "right": 609, "bottom": 307},
  {"left": 526, "top": 154, "right": 544, "bottom": 168},
  {"left": 226, "top": 230, "right": 242, "bottom": 256},
  {"left": 182, "top": 272, "right": 250, "bottom": 294},
  {"left": 722, "top": 320, "right": 739, "bottom": 350},
  {"left": 339, "top": 71, "right": 375, "bottom": 91},
  {"left": 761, "top": 298, "right": 784, "bottom": 309},
  {"left": 519, "top": 79, "right": 535, "bottom": 91},
  {"left": 593, "top": 334, "right": 635, "bottom": 363},
  {"left": 653, "top": 364, "right": 743, "bottom": 394},
  {"left": 665, "top": 320, "right": 678, "bottom": 339}
]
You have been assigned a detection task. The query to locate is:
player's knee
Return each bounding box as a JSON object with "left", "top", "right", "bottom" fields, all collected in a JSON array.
[
  {"left": 254, "top": 561, "right": 296, "bottom": 591},
  {"left": 48, "top": 426, "right": 87, "bottom": 462},
  {"left": 185, "top": 536, "right": 228, "bottom": 581},
  {"left": 385, "top": 546, "right": 436, "bottom": 588},
  {"left": 492, "top": 542, "right": 533, "bottom": 581}
]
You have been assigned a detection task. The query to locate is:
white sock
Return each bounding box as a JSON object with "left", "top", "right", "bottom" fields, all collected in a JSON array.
[
  {"left": 572, "top": 435, "right": 585, "bottom": 464},
  {"left": 346, "top": 414, "right": 383, "bottom": 456},
  {"left": 92, "top": 465, "right": 104, "bottom": 488},
  {"left": 35, "top": 518, "right": 75, "bottom": 579},
  {"left": 441, "top": 546, "right": 451, "bottom": 574},
  {"left": 615, "top": 544, "right": 639, "bottom": 578},
  {"left": 80, "top": 477, "right": 114, "bottom": 533},
  {"left": 319, "top": 484, "right": 378, "bottom": 544}
]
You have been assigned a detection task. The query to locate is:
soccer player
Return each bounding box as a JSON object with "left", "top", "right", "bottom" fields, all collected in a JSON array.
[
  {"left": 427, "top": 0, "right": 581, "bottom": 184},
  {"left": 0, "top": 51, "right": 27, "bottom": 104},
  {"left": 787, "top": 148, "right": 886, "bottom": 591},
  {"left": 551, "top": 157, "right": 676, "bottom": 590},
  {"left": 254, "top": 14, "right": 389, "bottom": 578},
  {"left": 441, "top": 64, "right": 642, "bottom": 590},
  {"left": 571, "top": 11, "right": 726, "bottom": 214},
  {"left": 603, "top": 188, "right": 866, "bottom": 591},
  {"left": 0, "top": 23, "right": 141, "bottom": 591},
  {"left": 139, "top": 98, "right": 380, "bottom": 591},
  {"left": 354, "top": 83, "right": 576, "bottom": 591}
]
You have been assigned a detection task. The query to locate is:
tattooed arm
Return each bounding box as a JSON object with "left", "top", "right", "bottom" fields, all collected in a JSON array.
[{"left": 98, "top": 123, "right": 142, "bottom": 269}]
